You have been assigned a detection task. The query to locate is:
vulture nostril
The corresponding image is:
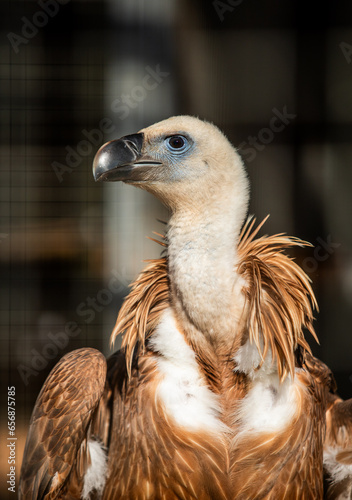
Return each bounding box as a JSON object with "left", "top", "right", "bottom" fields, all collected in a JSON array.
[{"left": 125, "top": 140, "right": 138, "bottom": 155}]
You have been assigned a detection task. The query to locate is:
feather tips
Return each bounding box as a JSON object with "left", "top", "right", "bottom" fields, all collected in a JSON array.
[
  {"left": 237, "top": 217, "right": 318, "bottom": 381},
  {"left": 111, "top": 217, "right": 318, "bottom": 380},
  {"left": 110, "top": 256, "right": 169, "bottom": 377}
]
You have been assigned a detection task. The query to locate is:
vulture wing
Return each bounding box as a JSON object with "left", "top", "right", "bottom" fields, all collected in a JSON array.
[
  {"left": 324, "top": 394, "right": 352, "bottom": 499},
  {"left": 19, "top": 347, "right": 107, "bottom": 499},
  {"left": 305, "top": 353, "right": 352, "bottom": 498}
]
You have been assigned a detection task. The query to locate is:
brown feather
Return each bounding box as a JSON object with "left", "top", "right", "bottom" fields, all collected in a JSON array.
[
  {"left": 110, "top": 256, "right": 169, "bottom": 377},
  {"left": 19, "top": 348, "right": 107, "bottom": 499},
  {"left": 236, "top": 217, "right": 318, "bottom": 381},
  {"left": 102, "top": 351, "right": 232, "bottom": 499},
  {"left": 229, "top": 355, "right": 327, "bottom": 499},
  {"left": 324, "top": 393, "right": 352, "bottom": 499}
]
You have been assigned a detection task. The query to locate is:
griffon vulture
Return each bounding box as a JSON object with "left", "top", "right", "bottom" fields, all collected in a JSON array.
[{"left": 19, "top": 116, "right": 352, "bottom": 499}]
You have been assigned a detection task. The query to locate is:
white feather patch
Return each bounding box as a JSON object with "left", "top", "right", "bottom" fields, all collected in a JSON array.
[
  {"left": 234, "top": 339, "right": 299, "bottom": 435},
  {"left": 233, "top": 337, "right": 274, "bottom": 378},
  {"left": 51, "top": 471, "right": 59, "bottom": 488},
  {"left": 324, "top": 445, "right": 352, "bottom": 486},
  {"left": 236, "top": 373, "right": 299, "bottom": 435},
  {"left": 81, "top": 440, "right": 107, "bottom": 500},
  {"left": 149, "top": 308, "right": 225, "bottom": 433}
]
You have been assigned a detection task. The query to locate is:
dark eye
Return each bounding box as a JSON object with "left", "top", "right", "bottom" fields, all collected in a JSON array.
[
  {"left": 168, "top": 136, "right": 185, "bottom": 149},
  {"left": 165, "top": 135, "right": 190, "bottom": 154}
]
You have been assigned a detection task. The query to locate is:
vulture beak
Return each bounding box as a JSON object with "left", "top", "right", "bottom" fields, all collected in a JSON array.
[{"left": 93, "top": 132, "right": 161, "bottom": 182}]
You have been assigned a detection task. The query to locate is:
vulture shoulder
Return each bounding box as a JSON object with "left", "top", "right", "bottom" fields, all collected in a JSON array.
[
  {"left": 302, "top": 351, "right": 352, "bottom": 499},
  {"left": 19, "top": 347, "right": 109, "bottom": 500},
  {"left": 324, "top": 393, "right": 352, "bottom": 499}
]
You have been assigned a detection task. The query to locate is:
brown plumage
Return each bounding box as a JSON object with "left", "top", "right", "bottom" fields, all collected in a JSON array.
[
  {"left": 111, "top": 254, "right": 169, "bottom": 378},
  {"left": 108, "top": 216, "right": 326, "bottom": 499},
  {"left": 19, "top": 349, "right": 107, "bottom": 499},
  {"left": 19, "top": 115, "right": 352, "bottom": 499},
  {"left": 112, "top": 216, "right": 318, "bottom": 381},
  {"left": 324, "top": 393, "right": 352, "bottom": 499},
  {"left": 20, "top": 218, "right": 338, "bottom": 499}
]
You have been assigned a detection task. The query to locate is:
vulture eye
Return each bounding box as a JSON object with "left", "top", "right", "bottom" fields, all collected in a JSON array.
[{"left": 165, "top": 135, "right": 190, "bottom": 154}]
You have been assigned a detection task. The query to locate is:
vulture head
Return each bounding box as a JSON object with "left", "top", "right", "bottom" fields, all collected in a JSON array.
[{"left": 93, "top": 115, "right": 249, "bottom": 220}]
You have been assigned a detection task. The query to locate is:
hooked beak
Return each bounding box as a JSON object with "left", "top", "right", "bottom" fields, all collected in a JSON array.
[{"left": 92, "top": 133, "right": 161, "bottom": 182}]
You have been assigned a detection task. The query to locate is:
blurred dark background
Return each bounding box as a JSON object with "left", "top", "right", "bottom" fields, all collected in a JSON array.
[{"left": 1, "top": 0, "right": 352, "bottom": 494}]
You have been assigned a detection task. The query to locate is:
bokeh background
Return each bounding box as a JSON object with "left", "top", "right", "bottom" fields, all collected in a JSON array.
[{"left": 1, "top": 0, "right": 352, "bottom": 495}]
